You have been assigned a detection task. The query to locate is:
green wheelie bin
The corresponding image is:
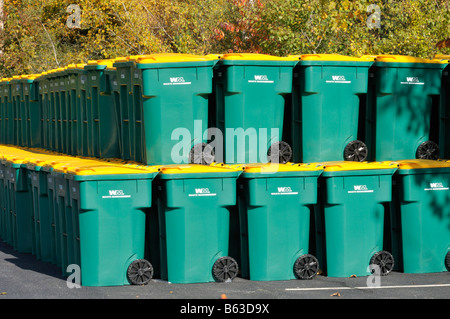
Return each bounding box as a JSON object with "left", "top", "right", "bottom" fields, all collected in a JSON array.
[
  {"left": 25, "top": 154, "right": 57, "bottom": 262},
  {"left": 365, "top": 55, "right": 448, "bottom": 161},
  {"left": 125, "top": 54, "right": 218, "bottom": 165},
  {"left": 3, "top": 154, "right": 33, "bottom": 252},
  {"left": 390, "top": 159, "right": 450, "bottom": 274},
  {"left": 154, "top": 164, "right": 242, "bottom": 283},
  {"left": 236, "top": 163, "right": 323, "bottom": 281},
  {"left": 288, "top": 54, "right": 374, "bottom": 163},
  {"left": 315, "top": 161, "right": 397, "bottom": 277},
  {"left": 213, "top": 53, "right": 297, "bottom": 164},
  {"left": 60, "top": 162, "right": 159, "bottom": 286},
  {"left": 434, "top": 55, "right": 450, "bottom": 159},
  {"left": 42, "top": 155, "right": 104, "bottom": 270},
  {"left": 21, "top": 74, "right": 41, "bottom": 148},
  {"left": 1, "top": 78, "right": 14, "bottom": 145},
  {"left": 83, "top": 60, "right": 120, "bottom": 159},
  {"left": 64, "top": 64, "right": 87, "bottom": 156}
]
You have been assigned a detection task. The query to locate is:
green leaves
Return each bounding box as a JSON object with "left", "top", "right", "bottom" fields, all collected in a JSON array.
[{"left": 0, "top": 0, "right": 448, "bottom": 77}]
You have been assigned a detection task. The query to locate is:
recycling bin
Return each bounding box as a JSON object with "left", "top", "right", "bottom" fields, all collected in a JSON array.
[
  {"left": 64, "top": 64, "right": 87, "bottom": 156},
  {"left": 236, "top": 163, "right": 323, "bottom": 281},
  {"left": 213, "top": 53, "right": 297, "bottom": 164},
  {"left": 365, "top": 55, "right": 448, "bottom": 161},
  {"left": 83, "top": 60, "right": 120, "bottom": 159},
  {"left": 36, "top": 71, "right": 50, "bottom": 150},
  {"left": 390, "top": 159, "right": 450, "bottom": 273},
  {"left": 3, "top": 155, "right": 33, "bottom": 252},
  {"left": 22, "top": 74, "right": 41, "bottom": 148},
  {"left": 435, "top": 56, "right": 450, "bottom": 158},
  {"left": 23, "top": 152, "right": 66, "bottom": 263},
  {"left": 315, "top": 161, "right": 397, "bottom": 277},
  {"left": 288, "top": 54, "right": 374, "bottom": 163},
  {"left": 0, "top": 146, "right": 32, "bottom": 244},
  {"left": 42, "top": 155, "right": 108, "bottom": 271},
  {"left": 113, "top": 54, "right": 218, "bottom": 165},
  {"left": 43, "top": 69, "right": 59, "bottom": 152},
  {"left": 10, "top": 75, "right": 24, "bottom": 147},
  {"left": 1, "top": 78, "right": 14, "bottom": 145},
  {"left": 154, "top": 164, "right": 242, "bottom": 283},
  {"left": 61, "top": 162, "right": 159, "bottom": 286}
]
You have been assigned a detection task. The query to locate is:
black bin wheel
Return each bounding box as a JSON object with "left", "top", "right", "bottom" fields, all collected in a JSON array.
[
  {"left": 445, "top": 251, "right": 450, "bottom": 271},
  {"left": 344, "top": 140, "right": 368, "bottom": 162},
  {"left": 416, "top": 141, "right": 440, "bottom": 160},
  {"left": 212, "top": 256, "right": 239, "bottom": 282},
  {"left": 189, "top": 142, "right": 215, "bottom": 165},
  {"left": 127, "top": 259, "right": 153, "bottom": 285},
  {"left": 267, "top": 141, "right": 292, "bottom": 164},
  {"left": 293, "top": 254, "right": 319, "bottom": 280},
  {"left": 370, "top": 251, "right": 394, "bottom": 276}
]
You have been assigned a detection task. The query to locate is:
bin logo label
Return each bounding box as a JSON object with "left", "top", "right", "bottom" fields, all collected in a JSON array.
[
  {"left": 424, "top": 182, "right": 449, "bottom": 191},
  {"left": 348, "top": 185, "right": 374, "bottom": 193},
  {"left": 248, "top": 75, "right": 274, "bottom": 83},
  {"left": 271, "top": 186, "right": 298, "bottom": 195},
  {"left": 401, "top": 77, "right": 425, "bottom": 85},
  {"left": 164, "top": 77, "right": 192, "bottom": 86},
  {"left": 326, "top": 75, "right": 351, "bottom": 84},
  {"left": 102, "top": 189, "right": 131, "bottom": 199},
  {"left": 189, "top": 188, "right": 217, "bottom": 197}
]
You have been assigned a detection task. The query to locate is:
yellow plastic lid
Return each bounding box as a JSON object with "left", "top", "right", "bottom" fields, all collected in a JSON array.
[
  {"left": 395, "top": 159, "right": 450, "bottom": 170},
  {"left": 435, "top": 54, "right": 450, "bottom": 59},
  {"left": 294, "top": 54, "right": 375, "bottom": 62},
  {"left": 220, "top": 53, "right": 297, "bottom": 61},
  {"left": 66, "top": 63, "right": 87, "bottom": 70},
  {"left": 135, "top": 53, "right": 217, "bottom": 64},
  {"left": 374, "top": 55, "right": 447, "bottom": 64},
  {"left": 320, "top": 161, "right": 397, "bottom": 172},
  {"left": 159, "top": 164, "right": 242, "bottom": 175},
  {"left": 65, "top": 164, "right": 159, "bottom": 176},
  {"left": 87, "top": 59, "right": 115, "bottom": 68},
  {"left": 243, "top": 163, "right": 324, "bottom": 173}
]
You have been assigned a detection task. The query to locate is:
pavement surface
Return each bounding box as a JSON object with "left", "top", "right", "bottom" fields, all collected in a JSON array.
[{"left": 1, "top": 239, "right": 449, "bottom": 304}]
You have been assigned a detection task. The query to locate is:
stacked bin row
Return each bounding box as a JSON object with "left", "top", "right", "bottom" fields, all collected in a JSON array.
[
  {"left": 0, "top": 150, "right": 450, "bottom": 286},
  {"left": 0, "top": 54, "right": 449, "bottom": 165},
  {"left": 0, "top": 53, "right": 449, "bottom": 287}
]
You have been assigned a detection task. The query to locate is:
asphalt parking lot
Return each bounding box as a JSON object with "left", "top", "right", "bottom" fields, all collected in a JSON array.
[{"left": 1, "top": 239, "right": 449, "bottom": 304}]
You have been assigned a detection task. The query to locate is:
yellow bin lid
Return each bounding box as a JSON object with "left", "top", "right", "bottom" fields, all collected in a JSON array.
[
  {"left": 64, "top": 163, "right": 160, "bottom": 176},
  {"left": 135, "top": 53, "right": 217, "bottom": 64},
  {"left": 395, "top": 159, "right": 450, "bottom": 170},
  {"left": 293, "top": 54, "right": 375, "bottom": 62},
  {"left": 319, "top": 161, "right": 398, "bottom": 172},
  {"left": 374, "top": 55, "right": 447, "bottom": 64},
  {"left": 220, "top": 53, "right": 297, "bottom": 62},
  {"left": 242, "top": 163, "right": 324, "bottom": 173}
]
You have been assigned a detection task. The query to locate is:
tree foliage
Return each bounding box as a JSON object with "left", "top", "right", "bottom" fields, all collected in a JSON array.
[{"left": 0, "top": 0, "right": 448, "bottom": 77}]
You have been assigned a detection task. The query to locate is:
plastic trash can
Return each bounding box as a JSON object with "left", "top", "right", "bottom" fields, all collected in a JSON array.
[
  {"left": 64, "top": 64, "right": 87, "bottom": 156},
  {"left": 288, "top": 54, "right": 374, "bottom": 163},
  {"left": 1, "top": 78, "right": 14, "bottom": 145},
  {"left": 434, "top": 55, "right": 450, "bottom": 159},
  {"left": 315, "top": 161, "right": 397, "bottom": 277},
  {"left": 365, "top": 55, "right": 448, "bottom": 161},
  {"left": 22, "top": 74, "right": 41, "bottom": 148},
  {"left": 236, "top": 163, "right": 323, "bottom": 281},
  {"left": 83, "top": 60, "right": 120, "bottom": 159},
  {"left": 154, "top": 164, "right": 242, "bottom": 283},
  {"left": 113, "top": 54, "right": 218, "bottom": 165},
  {"left": 3, "top": 155, "right": 33, "bottom": 252},
  {"left": 213, "top": 53, "right": 297, "bottom": 164},
  {"left": 61, "top": 162, "right": 159, "bottom": 286},
  {"left": 390, "top": 159, "right": 450, "bottom": 273}
]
